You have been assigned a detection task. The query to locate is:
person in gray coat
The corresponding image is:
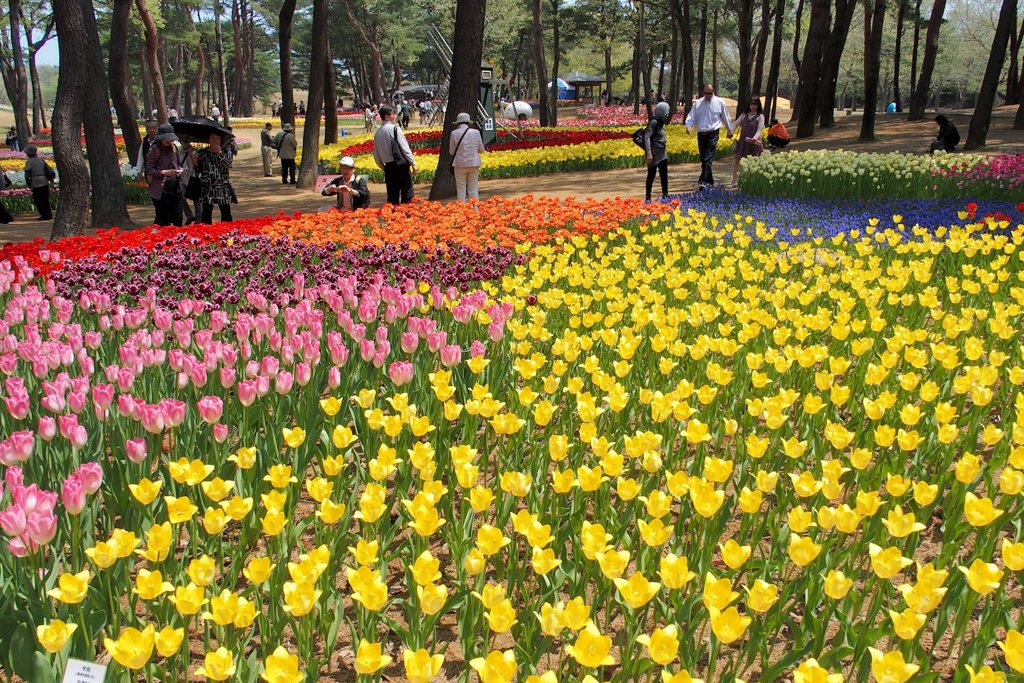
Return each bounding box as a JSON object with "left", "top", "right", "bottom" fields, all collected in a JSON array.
[
  {"left": 274, "top": 123, "right": 298, "bottom": 184},
  {"left": 23, "top": 145, "right": 55, "bottom": 220},
  {"left": 644, "top": 101, "right": 671, "bottom": 201}
]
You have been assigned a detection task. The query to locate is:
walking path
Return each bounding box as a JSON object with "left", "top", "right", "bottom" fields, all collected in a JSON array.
[{"left": 2, "top": 109, "right": 1022, "bottom": 245}]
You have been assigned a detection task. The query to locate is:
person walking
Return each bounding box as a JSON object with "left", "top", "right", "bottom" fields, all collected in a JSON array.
[
  {"left": 145, "top": 123, "right": 184, "bottom": 226},
  {"left": 275, "top": 123, "right": 298, "bottom": 185},
  {"left": 372, "top": 105, "right": 417, "bottom": 205},
  {"left": 644, "top": 102, "right": 671, "bottom": 201},
  {"left": 685, "top": 83, "right": 733, "bottom": 189},
  {"left": 731, "top": 95, "right": 765, "bottom": 185},
  {"left": 211, "top": 103, "right": 221, "bottom": 123},
  {"left": 6, "top": 128, "right": 19, "bottom": 152},
  {"left": 321, "top": 156, "right": 370, "bottom": 211},
  {"left": 194, "top": 132, "right": 236, "bottom": 223},
  {"left": 260, "top": 123, "right": 275, "bottom": 176},
  {"left": 23, "top": 145, "right": 55, "bottom": 221},
  {"left": 449, "top": 112, "right": 486, "bottom": 202}
]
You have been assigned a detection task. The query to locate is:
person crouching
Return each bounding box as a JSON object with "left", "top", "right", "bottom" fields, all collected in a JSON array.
[{"left": 321, "top": 156, "right": 369, "bottom": 211}]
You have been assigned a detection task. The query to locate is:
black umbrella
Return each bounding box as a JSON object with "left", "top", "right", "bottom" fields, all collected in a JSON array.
[{"left": 171, "top": 115, "right": 233, "bottom": 144}]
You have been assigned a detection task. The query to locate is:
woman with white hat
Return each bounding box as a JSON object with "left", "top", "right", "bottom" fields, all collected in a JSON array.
[
  {"left": 321, "top": 156, "right": 369, "bottom": 211},
  {"left": 448, "top": 112, "right": 486, "bottom": 201}
]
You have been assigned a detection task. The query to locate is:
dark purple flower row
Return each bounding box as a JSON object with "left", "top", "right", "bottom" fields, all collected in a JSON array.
[{"left": 49, "top": 231, "right": 525, "bottom": 310}]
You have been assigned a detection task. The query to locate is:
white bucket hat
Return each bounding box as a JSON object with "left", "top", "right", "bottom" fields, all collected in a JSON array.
[
  {"left": 340, "top": 156, "right": 356, "bottom": 167},
  {"left": 455, "top": 112, "right": 472, "bottom": 124}
]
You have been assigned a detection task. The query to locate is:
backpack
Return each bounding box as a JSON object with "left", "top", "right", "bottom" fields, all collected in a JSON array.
[{"left": 632, "top": 119, "right": 661, "bottom": 150}]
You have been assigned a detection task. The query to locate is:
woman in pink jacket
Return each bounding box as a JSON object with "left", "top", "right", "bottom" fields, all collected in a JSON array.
[{"left": 448, "top": 112, "right": 487, "bottom": 201}]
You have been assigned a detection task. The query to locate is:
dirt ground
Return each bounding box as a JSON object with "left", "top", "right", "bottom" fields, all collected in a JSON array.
[{"left": 2, "top": 107, "right": 1021, "bottom": 246}]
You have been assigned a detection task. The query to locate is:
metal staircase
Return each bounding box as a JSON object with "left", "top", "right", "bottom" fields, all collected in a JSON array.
[{"left": 424, "top": 23, "right": 517, "bottom": 137}]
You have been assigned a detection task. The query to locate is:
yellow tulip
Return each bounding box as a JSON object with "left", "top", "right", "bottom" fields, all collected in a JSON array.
[
  {"left": 867, "top": 648, "right": 919, "bottom": 683},
  {"left": 104, "top": 624, "right": 156, "bottom": 670},
  {"left": 402, "top": 648, "right": 444, "bottom": 683},
  {"left": 36, "top": 620, "right": 77, "bottom": 653},
  {"left": 565, "top": 624, "right": 615, "bottom": 668},
  {"left": 197, "top": 647, "right": 236, "bottom": 681},
  {"left": 354, "top": 640, "right": 393, "bottom": 675},
  {"left": 636, "top": 624, "right": 680, "bottom": 665}
]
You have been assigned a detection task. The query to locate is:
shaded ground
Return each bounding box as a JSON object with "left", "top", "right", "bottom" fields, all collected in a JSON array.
[{"left": 2, "top": 108, "right": 1022, "bottom": 245}]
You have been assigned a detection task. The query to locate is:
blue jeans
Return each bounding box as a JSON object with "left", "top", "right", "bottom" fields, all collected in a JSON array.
[{"left": 697, "top": 129, "right": 719, "bottom": 186}]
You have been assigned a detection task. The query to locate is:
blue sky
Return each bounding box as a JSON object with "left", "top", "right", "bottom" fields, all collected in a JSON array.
[{"left": 38, "top": 38, "right": 58, "bottom": 66}]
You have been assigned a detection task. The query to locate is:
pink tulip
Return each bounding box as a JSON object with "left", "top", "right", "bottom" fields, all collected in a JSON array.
[
  {"left": 26, "top": 510, "right": 57, "bottom": 545},
  {"left": 37, "top": 416, "right": 56, "bottom": 441},
  {"left": 237, "top": 380, "right": 258, "bottom": 407},
  {"left": 219, "top": 367, "right": 236, "bottom": 389},
  {"left": 488, "top": 321, "right": 505, "bottom": 342},
  {"left": 141, "top": 404, "right": 165, "bottom": 434},
  {"left": 470, "top": 340, "right": 487, "bottom": 358},
  {"left": 255, "top": 375, "right": 270, "bottom": 397},
  {"left": 328, "top": 366, "right": 342, "bottom": 389},
  {"left": 0, "top": 505, "right": 26, "bottom": 536},
  {"left": 67, "top": 391, "right": 87, "bottom": 414},
  {"left": 9, "top": 431, "right": 34, "bottom": 461},
  {"left": 213, "top": 423, "right": 229, "bottom": 443},
  {"left": 197, "top": 396, "right": 224, "bottom": 424},
  {"left": 295, "top": 362, "right": 311, "bottom": 387},
  {"left": 375, "top": 325, "right": 389, "bottom": 343},
  {"left": 70, "top": 425, "right": 88, "bottom": 450},
  {"left": 5, "top": 466, "right": 23, "bottom": 491},
  {"left": 58, "top": 414, "right": 79, "bottom": 440},
  {"left": 4, "top": 394, "right": 29, "bottom": 419},
  {"left": 7, "top": 536, "right": 28, "bottom": 557},
  {"left": 359, "top": 339, "right": 375, "bottom": 362},
  {"left": 388, "top": 361, "right": 414, "bottom": 386},
  {"left": 426, "top": 331, "right": 447, "bottom": 353},
  {"left": 76, "top": 463, "right": 102, "bottom": 494},
  {"left": 274, "top": 371, "right": 294, "bottom": 395},
  {"left": 125, "top": 438, "right": 147, "bottom": 463},
  {"left": 440, "top": 345, "right": 462, "bottom": 367},
  {"left": 61, "top": 475, "right": 86, "bottom": 515},
  {"left": 400, "top": 332, "right": 419, "bottom": 354}
]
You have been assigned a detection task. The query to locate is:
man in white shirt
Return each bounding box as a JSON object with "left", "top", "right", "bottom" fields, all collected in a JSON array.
[
  {"left": 685, "top": 83, "right": 734, "bottom": 189},
  {"left": 372, "top": 105, "right": 418, "bottom": 205},
  {"left": 211, "top": 104, "right": 221, "bottom": 123}
]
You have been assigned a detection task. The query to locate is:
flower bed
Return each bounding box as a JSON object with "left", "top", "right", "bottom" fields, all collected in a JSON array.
[
  {"left": 318, "top": 125, "right": 733, "bottom": 180},
  {"left": 0, "top": 195, "right": 1022, "bottom": 683},
  {"left": 575, "top": 105, "right": 653, "bottom": 126},
  {"left": 739, "top": 149, "right": 1024, "bottom": 201}
]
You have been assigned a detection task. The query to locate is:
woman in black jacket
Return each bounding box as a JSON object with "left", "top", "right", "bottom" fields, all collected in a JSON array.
[{"left": 929, "top": 115, "right": 960, "bottom": 154}]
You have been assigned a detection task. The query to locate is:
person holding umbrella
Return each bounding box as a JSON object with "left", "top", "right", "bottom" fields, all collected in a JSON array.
[{"left": 193, "top": 131, "right": 236, "bottom": 223}]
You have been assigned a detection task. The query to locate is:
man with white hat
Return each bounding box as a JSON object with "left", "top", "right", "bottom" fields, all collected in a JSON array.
[{"left": 321, "top": 156, "right": 369, "bottom": 211}]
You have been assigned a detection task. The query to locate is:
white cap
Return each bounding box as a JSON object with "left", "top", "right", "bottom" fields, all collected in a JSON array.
[{"left": 340, "top": 156, "right": 356, "bottom": 167}]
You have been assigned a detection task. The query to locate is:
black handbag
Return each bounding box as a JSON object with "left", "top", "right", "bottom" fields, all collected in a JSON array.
[
  {"left": 185, "top": 176, "right": 200, "bottom": 201},
  {"left": 161, "top": 174, "right": 181, "bottom": 197},
  {"left": 390, "top": 126, "right": 408, "bottom": 166}
]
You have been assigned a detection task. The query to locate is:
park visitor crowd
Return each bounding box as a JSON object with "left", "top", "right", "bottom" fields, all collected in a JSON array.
[{"left": 0, "top": 91, "right": 967, "bottom": 227}]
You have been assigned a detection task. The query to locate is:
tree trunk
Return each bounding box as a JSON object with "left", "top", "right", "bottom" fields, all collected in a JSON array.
[
  {"left": 135, "top": 0, "right": 167, "bottom": 122},
  {"left": 860, "top": 0, "right": 887, "bottom": 141},
  {"left": 549, "top": 0, "right": 561, "bottom": 125},
  {"left": 28, "top": 45, "right": 43, "bottom": 133},
  {"left": 109, "top": 0, "right": 141, "bottom": 165},
  {"left": 51, "top": 0, "right": 91, "bottom": 238},
  {"left": 794, "top": 0, "right": 830, "bottom": 137},
  {"left": 341, "top": 0, "right": 384, "bottom": 102},
  {"left": 908, "top": 0, "right": 945, "bottom": 120},
  {"left": 893, "top": 0, "right": 906, "bottom": 110},
  {"left": 640, "top": 2, "right": 653, "bottom": 119},
  {"left": 1006, "top": 12, "right": 1023, "bottom": 104},
  {"left": 697, "top": 0, "right": 707, "bottom": 90},
  {"left": 656, "top": 44, "right": 666, "bottom": 98},
  {"left": 324, "top": 38, "right": 338, "bottom": 145},
  {"left": 195, "top": 38, "right": 205, "bottom": 115},
  {"left": 816, "top": 0, "right": 857, "bottom": 128},
  {"left": 910, "top": 0, "right": 922, "bottom": 93},
  {"left": 605, "top": 42, "right": 613, "bottom": 104},
  {"left": 278, "top": 0, "right": 296, "bottom": 124},
  {"left": 429, "top": 0, "right": 486, "bottom": 199},
  {"left": 213, "top": 0, "right": 229, "bottom": 124},
  {"left": 533, "top": 0, "right": 550, "bottom": 125},
  {"left": 297, "top": 0, "right": 327, "bottom": 188},
  {"left": 752, "top": 0, "right": 771, "bottom": 96},
  {"left": 736, "top": 0, "right": 754, "bottom": 112},
  {"left": 79, "top": 2, "right": 133, "bottom": 228},
  {"left": 679, "top": 0, "right": 694, "bottom": 113},
  {"left": 765, "top": 0, "right": 785, "bottom": 120},
  {"left": 630, "top": 14, "right": 641, "bottom": 113},
  {"left": 5, "top": 0, "right": 29, "bottom": 147},
  {"left": 711, "top": 8, "right": 718, "bottom": 87},
  {"left": 964, "top": 0, "right": 1015, "bottom": 149}
]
